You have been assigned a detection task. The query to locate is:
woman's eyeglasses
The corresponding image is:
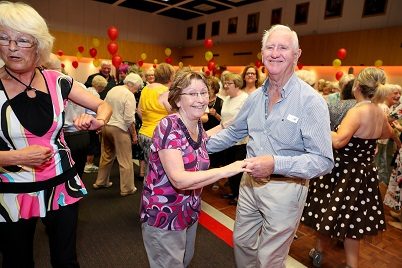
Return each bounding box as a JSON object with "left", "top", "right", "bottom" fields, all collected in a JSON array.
[
  {"left": 224, "top": 82, "right": 234, "bottom": 86},
  {"left": 0, "top": 36, "right": 36, "bottom": 48},
  {"left": 180, "top": 91, "right": 209, "bottom": 98},
  {"left": 246, "top": 72, "right": 256, "bottom": 76}
]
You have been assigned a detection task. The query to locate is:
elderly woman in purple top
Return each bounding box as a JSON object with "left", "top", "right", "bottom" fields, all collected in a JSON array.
[{"left": 140, "top": 70, "right": 248, "bottom": 268}]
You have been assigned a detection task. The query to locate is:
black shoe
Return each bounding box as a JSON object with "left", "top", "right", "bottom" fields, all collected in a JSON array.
[{"left": 229, "top": 198, "right": 238, "bottom": 205}]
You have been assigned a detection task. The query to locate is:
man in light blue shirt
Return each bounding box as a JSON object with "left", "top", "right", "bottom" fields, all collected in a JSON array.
[{"left": 207, "top": 25, "right": 334, "bottom": 267}]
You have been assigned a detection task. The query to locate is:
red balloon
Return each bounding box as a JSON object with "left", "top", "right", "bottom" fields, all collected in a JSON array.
[
  {"left": 153, "top": 64, "right": 157, "bottom": 68},
  {"left": 204, "top": 38, "right": 213, "bottom": 49},
  {"left": 61, "top": 63, "right": 65, "bottom": 68},
  {"left": 165, "top": 57, "right": 172, "bottom": 64},
  {"left": 335, "top": 71, "right": 344, "bottom": 81},
  {"left": 72, "top": 61, "right": 79, "bottom": 69},
  {"left": 205, "top": 70, "right": 211, "bottom": 76},
  {"left": 77, "top": 46, "right": 84, "bottom": 53},
  {"left": 255, "top": 60, "right": 262, "bottom": 68},
  {"left": 112, "top": 55, "right": 122, "bottom": 68},
  {"left": 297, "top": 63, "right": 303, "bottom": 70},
  {"left": 57, "top": 49, "right": 64, "bottom": 57},
  {"left": 107, "top": 41, "right": 118, "bottom": 55},
  {"left": 138, "top": 60, "right": 144, "bottom": 67},
  {"left": 89, "top": 48, "right": 97, "bottom": 58},
  {"left": 337, "top": 48, "right": 347, "bottom": 60},
  {"left": 107, "top": 26, "right": 119, "bottom": 41},
  {"left": 207, "top": 60, "right": 215, "bottom": 71}
]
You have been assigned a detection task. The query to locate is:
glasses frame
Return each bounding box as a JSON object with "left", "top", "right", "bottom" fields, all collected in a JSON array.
[
  {"left": 224, "top": 82, "right": 235, "bottom": 86},
  {"left": 0, "top": 36, "right": 36, "bottom": 48},
  {"left": 179, "top": 92, "right": 209, "bottom": 98},
  {"left": 246, "top": 72, "right": 256, "bottom": 76}
]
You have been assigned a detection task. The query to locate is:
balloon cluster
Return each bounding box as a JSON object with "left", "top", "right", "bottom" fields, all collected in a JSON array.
[
  {"left": 165, "top": 48, "right": 173, "bottom": 64},
  {"left": 332, "top": 48, "right": 347, "bottom": 80},
  {"left": 137, "top": 52, "right": 147, "bottom": 67},
  {"left": 89, "top": 38, "right": 100, "bottom": 67},
  {"left": 107, "top": 26, "right": 122, "bottom": 68},
  {"left": 204, "top": 38, "right": 215, "bottom": 76}
]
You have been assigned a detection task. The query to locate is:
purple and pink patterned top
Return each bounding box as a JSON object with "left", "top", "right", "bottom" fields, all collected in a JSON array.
[
  {"left": 0, "top": 69, "right": 87, "bottom": 222},
  {"left": 140, "top": 114, "right": 210, "bottom": 230}
]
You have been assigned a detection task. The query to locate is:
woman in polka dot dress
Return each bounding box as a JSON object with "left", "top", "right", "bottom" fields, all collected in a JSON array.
[{"left": 301, "top": 67, "right": 393, "bottom": 268}]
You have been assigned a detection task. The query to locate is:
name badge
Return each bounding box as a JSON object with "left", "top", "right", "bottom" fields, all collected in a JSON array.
[{"left": 286, "top": 114, "right": 299, "bottom": 123}]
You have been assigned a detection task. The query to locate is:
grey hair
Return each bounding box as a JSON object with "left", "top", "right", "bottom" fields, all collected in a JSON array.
[{"left": 261, "top": 24, "right": 299, "bottom": 52}]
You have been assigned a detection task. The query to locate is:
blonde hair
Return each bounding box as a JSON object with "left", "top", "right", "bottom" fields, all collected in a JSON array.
[
  {"left": 224, "top": 72, "right": 243, "bottom": 89},
  {"left": 44, "top": 53, "right": 61, "bottom": 71},
  {"left": 355, "top": 67, "right": 386, "bottom": 99},
  {"left": 338, "top": 74, "right": 355, "bottom": 90},
  {"left": 92, "top": 75, "right": 107, "bottom": 89},
  {"left": 0, "top": 1, "right": 54, "bottom": 65},
  {"left": 154, "top": 63, "right": 175, "bottom": 84}
]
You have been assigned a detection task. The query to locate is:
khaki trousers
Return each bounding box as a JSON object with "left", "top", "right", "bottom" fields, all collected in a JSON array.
[
  {"left": 95, "top": 125, "right": 135, "bottom": 194},
  {"left": 233, "top": 173, "right": 309, "bottom": 268}
]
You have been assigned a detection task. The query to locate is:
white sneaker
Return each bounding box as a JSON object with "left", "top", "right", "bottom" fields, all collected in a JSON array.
[{"left": 84, "top": 164, "right": 99, "bottom": 173}]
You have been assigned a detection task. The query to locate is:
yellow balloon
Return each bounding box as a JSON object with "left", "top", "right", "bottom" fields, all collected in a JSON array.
[
  {"left": 153, "top": 59, "right": 158, "bottom": 64},
  {"left": 165, "top": 48, "right": 172, "bottom": 57},
  {"left": 92, "top": 38, "right": 100, "bottom": 48},
  {"left": 141, "top": 53, "right": 147, "bottom": 61},
  {"left": 76, "top": 52, "right": 82, "bottom": 60},
  {"left": 205, "top": 51, "right": 213, "bottom": 62},
  {"left": 332, "top": 58, "right": 341, "bottom": 67},
  {"left": 93, "top": 59, "right": 100, "bottom": 67},
  {"left": 178, "top": 62, "right": 184, "bottom": 68},
  {"left": 257, "top": 52, "right": 262, "bottom": 60},
  {"left": 374, "top": 59, "right": 383, "bottom": 67}
]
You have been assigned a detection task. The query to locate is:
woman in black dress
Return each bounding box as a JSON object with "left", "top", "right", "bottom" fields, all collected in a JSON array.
[{"left": 301, "top": 67, "right": 393, "bottom": 268}]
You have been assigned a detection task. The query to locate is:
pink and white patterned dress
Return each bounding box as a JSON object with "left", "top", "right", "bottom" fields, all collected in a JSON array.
[{"left": 0, "top": 69, "right": 87, "bottom": 222}]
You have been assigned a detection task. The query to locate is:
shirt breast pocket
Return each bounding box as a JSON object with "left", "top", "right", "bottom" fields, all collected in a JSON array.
[{"left": 270, "top": 119, "right": 301, "bottom": 146}]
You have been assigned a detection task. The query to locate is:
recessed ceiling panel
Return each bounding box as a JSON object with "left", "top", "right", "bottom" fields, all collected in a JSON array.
[
  {"left": 159, "top": 8, "right": 202, "bottom": 20},
  {"left": 92, "top": 0, "right": 263, "bottom": 20}
]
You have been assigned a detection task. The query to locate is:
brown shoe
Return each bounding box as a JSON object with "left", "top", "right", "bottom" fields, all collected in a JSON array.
[
  {"left": 389, "top": 221, "right": 402, "bottom": 230},
  {"left": 121, "top": 187, "right": 137, "bottom": 197},
  {"left": 390, "top": 210, "right": 401, "bottom": 221},
  {"left": 93, "top": 182, "right": 113, "bottom": 189}
]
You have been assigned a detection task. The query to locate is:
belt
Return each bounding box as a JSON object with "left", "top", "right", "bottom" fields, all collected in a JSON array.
[
  {"left": 269, "top": 174, "right": 309, "bottom": 186},
  {"left": 63, "top": 130, "right": 89, "bottom": 137},
  {"left": 243, "top": 173, "right": 309, "bottom": 187}
]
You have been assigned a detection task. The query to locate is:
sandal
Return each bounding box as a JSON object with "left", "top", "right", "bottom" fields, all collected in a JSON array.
[{"left": 309, "top": 248, "right": 323, "bottom": 268}]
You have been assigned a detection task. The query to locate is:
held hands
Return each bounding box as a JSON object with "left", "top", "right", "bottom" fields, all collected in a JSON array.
[
  {"left": 244, "top": 155, "right": 275, "bottom": 180},
  {"left": 223, "top": 160, "right": 251, "bottom": 176},
  {"left": 74, "top": 114, "right": 105, "bottom": 131}
]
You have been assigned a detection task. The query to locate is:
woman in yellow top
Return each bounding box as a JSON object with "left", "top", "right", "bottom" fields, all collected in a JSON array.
[{"left": 138, "top": 63, "right": 175, "bottom": 177}]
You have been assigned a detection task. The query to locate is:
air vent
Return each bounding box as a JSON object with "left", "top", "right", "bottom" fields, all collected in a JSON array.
[{"left": 233, "top": 52, "right": 252, "bottom": 56}]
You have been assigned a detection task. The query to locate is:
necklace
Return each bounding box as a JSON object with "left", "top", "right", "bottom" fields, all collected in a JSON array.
[
  {"left": 177, "top": 115, "right": 202, "bottom": 149},
  {"left": 355, "top": 100, "right": 371, "bottom": 107},
  {"left": 209, "top": 97, "right": 216, "bottom": 108},
  {"left": 179, "top": 114, "right": 198, "bottom": 136},
  {"left": 5, "top": 67, "right": 37, "bottom": 97}
]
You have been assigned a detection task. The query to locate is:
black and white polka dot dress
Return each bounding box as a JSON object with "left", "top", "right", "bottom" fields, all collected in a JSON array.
[{"left": 301, "top": 137, "right": 386, "bottom": 239}]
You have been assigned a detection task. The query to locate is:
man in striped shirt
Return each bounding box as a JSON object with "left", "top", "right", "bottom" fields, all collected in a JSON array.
[{"left": 207, "top": 25, "right": 334, "bottom": 267}]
